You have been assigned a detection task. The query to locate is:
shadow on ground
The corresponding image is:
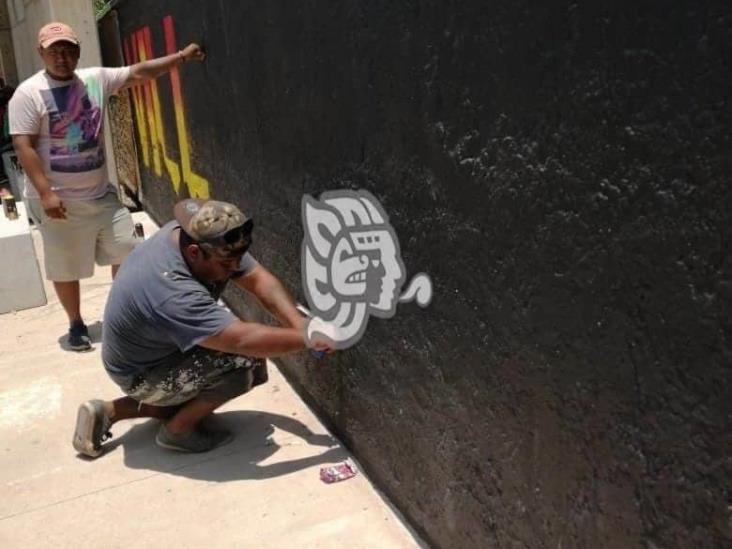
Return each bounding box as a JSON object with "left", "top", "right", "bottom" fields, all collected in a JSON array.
[{"left": 97, "top": 410, "right": 347, "bottom": 482}]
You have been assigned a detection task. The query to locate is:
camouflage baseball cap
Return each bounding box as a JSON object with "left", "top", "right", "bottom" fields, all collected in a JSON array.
[{"left": 174, "top": 198, "right": 253, "bottom": 257}]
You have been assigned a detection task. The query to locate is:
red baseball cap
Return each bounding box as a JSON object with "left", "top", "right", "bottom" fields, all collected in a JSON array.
[{"left": 38, "top": 22, "right": 80, "bottom": 48}]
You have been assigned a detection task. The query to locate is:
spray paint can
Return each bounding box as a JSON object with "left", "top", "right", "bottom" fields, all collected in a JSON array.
[
  {"left": 134, "top": 222, "right": 145, "bottom": 239},
  {"left": 3, "top": 194, "right": 18, "bottom": 220},
  {"left": 296, "top": 303, "right": 326, "bottom": 359}
]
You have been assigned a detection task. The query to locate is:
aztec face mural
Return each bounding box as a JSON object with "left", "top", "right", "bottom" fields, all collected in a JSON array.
[{"left": 301, "top": 190, "right": 432, "bottom": 349}]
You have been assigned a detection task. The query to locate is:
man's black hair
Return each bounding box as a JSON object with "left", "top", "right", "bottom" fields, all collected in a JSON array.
[{"left": 179, "top": 228, "right": 211, "bottom": 258}]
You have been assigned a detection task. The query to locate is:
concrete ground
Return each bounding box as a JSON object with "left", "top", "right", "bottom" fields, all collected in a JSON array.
[{"left": 0, "top": 211, "right": 422, "bottom": 549}]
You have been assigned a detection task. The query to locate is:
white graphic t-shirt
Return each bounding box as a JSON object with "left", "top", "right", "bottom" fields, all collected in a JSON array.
[{"left": 9, "top": 66, "right": 130, "bottom": 200}]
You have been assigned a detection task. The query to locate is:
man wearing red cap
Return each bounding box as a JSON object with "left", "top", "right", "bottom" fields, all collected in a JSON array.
[{"left": 9, "top": 22, "right": 204, "bottom": 351}]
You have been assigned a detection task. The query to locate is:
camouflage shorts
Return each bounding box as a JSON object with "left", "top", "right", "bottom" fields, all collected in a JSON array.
[{"left": 111, "top": 348, "right": 268, "bottom": 407}]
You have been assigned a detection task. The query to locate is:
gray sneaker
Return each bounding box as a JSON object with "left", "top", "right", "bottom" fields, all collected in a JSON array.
[
  {"left": 155, "top": 423, "right": 234, "bottom": 453},
  {"left": 73, "top": 400, "right": 112, "bottom": 458}
]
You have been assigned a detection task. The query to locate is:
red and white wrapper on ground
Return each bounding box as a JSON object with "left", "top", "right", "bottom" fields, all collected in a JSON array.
[{"left": 320, "top": 459, "right": 358, "bottom": 483}]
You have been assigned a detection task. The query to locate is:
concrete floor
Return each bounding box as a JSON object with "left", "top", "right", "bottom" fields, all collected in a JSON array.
[{"left": 0, "top": 211, "right": 422, "bottom": 549}]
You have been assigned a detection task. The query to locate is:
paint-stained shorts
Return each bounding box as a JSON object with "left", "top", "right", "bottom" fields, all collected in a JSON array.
[
  {"left": 108, "top": 348, "right": 268, "bottom": 407},
  {"left": 27, "top": 190, "right": 138, "bottom": 281}
]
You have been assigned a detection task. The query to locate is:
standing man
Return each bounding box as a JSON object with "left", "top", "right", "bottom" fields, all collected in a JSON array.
[
  {"left": 9, "top": 22, "right": 205, "bottom": 351},
  {"left": 73, "top": 199, "right": 337, "bottom": 457}
]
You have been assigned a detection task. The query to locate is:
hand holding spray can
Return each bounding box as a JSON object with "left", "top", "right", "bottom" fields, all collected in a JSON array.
[{"left": 296, "top": 304, "right": 327, "bottom": 359}]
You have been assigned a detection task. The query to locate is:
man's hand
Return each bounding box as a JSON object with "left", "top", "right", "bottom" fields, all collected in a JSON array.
[
  {"left": 180, "top": 43, "right": 205, "bottom": 62},
  {"left": 305, "top": 317, "right": 343, "bottom": 352},
  {"left": 40, "top": 190, "right": 66, "bottom": 219}
]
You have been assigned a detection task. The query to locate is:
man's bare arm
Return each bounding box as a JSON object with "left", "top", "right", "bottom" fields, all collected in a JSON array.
[
  {"left": 12, "top": 134, "right": 66, "bottom": 218},
  {"left": 233, "top": 264, "right": 306, "bottom": 331},
  {"left": 121, "top": 43, "right": 205, "bottom": 89},
  {"left": 199, "top": 320, "right": 307, "bottom": 358}
]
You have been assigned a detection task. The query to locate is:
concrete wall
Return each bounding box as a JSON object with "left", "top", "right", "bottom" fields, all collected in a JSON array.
[
  {"left": 113, "top": 1, "right": 730, "bottom": 547},
  {"left": 7, "top": 0, "right": 102, "bottom": 79},
  {"left": 4, "top": 0, "right": 49, "bottom": 82},
  {"left": 0, "top": 1, "right": 18, "bottom": 85}
]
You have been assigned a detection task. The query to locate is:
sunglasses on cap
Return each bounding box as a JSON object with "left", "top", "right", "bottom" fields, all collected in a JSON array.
[{"left": 199, "top": 219, "right": 254, "bottom": 258}]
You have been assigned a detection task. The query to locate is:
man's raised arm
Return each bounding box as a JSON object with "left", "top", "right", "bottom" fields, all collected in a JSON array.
[{"left": 122, "top": 43, "right": 205, "bottom": 89}]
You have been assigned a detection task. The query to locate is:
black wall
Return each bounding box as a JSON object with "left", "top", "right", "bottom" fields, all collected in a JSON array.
[{"left": 114, "top": 2, "right": 730, "bottom": 547}]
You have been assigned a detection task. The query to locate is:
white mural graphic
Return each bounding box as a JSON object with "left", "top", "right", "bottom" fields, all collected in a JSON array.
[{"left": 301, "top": 190, "right": 432, "bottom": 349}]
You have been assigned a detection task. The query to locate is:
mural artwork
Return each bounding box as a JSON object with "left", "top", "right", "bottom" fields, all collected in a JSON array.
[
  {"left": 123, "top": 15, "right": 209, "bottom": 199},
  {"left": 301, "top": 190, "right": 433, "bottom": 349}
]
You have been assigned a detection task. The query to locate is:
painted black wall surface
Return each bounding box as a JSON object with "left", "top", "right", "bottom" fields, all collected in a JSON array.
[{"left": 114, "top": 1, "right": 730, "bottom": 547}]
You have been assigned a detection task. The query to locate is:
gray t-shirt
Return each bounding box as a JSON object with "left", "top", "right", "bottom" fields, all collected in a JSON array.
[{"left": 102, "top": 221, "right": 257, "bottom": 378}]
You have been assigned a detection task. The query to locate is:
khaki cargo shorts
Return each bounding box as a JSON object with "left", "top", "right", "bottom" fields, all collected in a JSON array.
[{"left": 27, "top": 190, "right": 139, "bottom": 281}]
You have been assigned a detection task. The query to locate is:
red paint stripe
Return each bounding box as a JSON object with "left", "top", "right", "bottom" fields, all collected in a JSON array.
[
  {"left": 139, "top": 28, "right": 157, "bottom": 117},
  {"left": 161, "top": 15, "right": 183, "bottom": 107},
  {"left": 142, "top": 25, "right": 154, "bottom": 59},
  {"left": 123, "top": 37, "right": 132, "bottom": 65},
  {"left": 137, "top": 29, "right": 156, "bottom": 132},
  {"left": 132, "top": 30, "right": 147, "bottom": 109},
  {"left": 130, "top": 29, "right": 140, "bottom": 62},
  {"left": 162, "top": 15, "right": 177, "bottom": 55},
  {"left": 122, "top": 36, "right": 139, "bottom": 106}
]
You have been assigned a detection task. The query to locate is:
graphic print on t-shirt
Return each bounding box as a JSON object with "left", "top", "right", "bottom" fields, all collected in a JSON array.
[{"left": 40, "top": 79, "right": 104, "bottom": 173}]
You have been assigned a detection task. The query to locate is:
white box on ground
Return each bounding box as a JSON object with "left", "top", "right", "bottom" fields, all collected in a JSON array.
[{"left": 0, "top": 202, "right": 47, "bottom": 313}]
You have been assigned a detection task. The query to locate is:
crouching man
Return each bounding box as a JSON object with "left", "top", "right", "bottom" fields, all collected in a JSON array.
[{"left": 72, "top": 198, "right": 335, "bottom": 456}]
